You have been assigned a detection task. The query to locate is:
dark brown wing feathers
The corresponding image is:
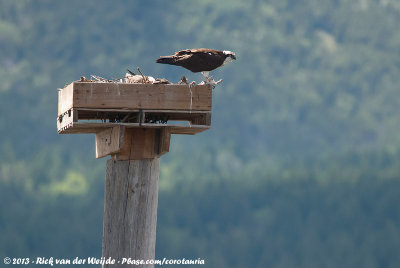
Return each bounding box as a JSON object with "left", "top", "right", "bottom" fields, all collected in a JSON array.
[{"left": 156, "top": 48, "right": 227, "bottom": 73}]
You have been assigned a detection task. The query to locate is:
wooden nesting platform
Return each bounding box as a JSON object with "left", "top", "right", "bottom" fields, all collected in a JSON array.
[
  {"left": 57, "top": 82, "right": 212, "bottom": 135},
  {"left": 57, "top": 82, "right": 212, "bottom": 159}
]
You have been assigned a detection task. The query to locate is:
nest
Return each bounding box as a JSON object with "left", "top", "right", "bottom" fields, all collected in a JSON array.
[{"left": 78, "top": 67, "right": 175, "bottom": 85}]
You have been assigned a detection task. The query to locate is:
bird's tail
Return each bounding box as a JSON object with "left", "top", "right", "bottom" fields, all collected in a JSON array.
[{"left": 156, "top": 56, "right": 175, "bottom": 65}]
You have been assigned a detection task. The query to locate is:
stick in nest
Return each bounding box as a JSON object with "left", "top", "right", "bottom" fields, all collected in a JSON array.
[
  {"left": 91, "top": 75, "right": 111, "bottom": 82},
  {"left": 137, "top": 67, "right": 148, "bottom": 83}
]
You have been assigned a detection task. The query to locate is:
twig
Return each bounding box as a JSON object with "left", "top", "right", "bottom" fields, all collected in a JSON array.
[
  {"left": 137, "top": 67, "right": 148, "bottom": 83},
  {"left": 127, "top": 69, "right": 136, "bottom": 75},
  {"left": 91, "top": 75, "right": 111, "bottom": 82}
]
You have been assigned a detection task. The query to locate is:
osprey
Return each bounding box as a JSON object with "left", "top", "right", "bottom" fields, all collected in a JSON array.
[{"left": 156, "top": 48, "right": 236, "bottom": 85}]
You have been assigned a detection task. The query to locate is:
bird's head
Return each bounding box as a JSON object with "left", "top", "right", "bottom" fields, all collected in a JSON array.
[
  {"left": 222, "top": 50, "right": 236, "bottom": 66},
  {"left": 223, "top": 50, "right": 236, "bottom": 60}
]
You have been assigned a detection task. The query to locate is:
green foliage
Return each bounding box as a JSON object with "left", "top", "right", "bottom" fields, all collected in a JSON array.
[
  {"left": 42, "top": 171, "right": 88, "bottom": 196},
  {"left": 1, "top": 0, "right": 400, "bottom": 267},
  {"left": 158, "top": 174, "right": 400, "bottom": 268}
]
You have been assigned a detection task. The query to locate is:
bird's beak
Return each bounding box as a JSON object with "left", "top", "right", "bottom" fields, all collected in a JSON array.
[{"left": 232, "top": 55, "right": 237, "bottom": 60}]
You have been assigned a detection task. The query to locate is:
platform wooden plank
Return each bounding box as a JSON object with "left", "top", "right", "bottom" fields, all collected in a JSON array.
[
  {"left": 57, "top": 109, "right": 76, "bottom": 130},
  {"left": 58, "top": 83, "right": 74, "bottom": 116},
  {"left": 73, "top": 108, "right": 211, "bottom": 114},
  {"left": 68, "top": 108, "right": 211, "bottom": 123},
  {"left": 57, "top": 122, "right": 210, "bottom": 135},
  {"left": 58, "top": 82, "right": 212, "bottom": 116}
]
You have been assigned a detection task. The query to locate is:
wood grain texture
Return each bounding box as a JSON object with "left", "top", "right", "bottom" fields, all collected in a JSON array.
[
  {"left": 116, "top": 129, "right": 156, "bottom": 160},
  {"left": 58, "top": 122, "right": 210, "bottom": 135},
  {"left": 58, "top": 83, "right": 74, "bottom": 115},
  {"left": 58, "top": 82, "right": 212, "bottom": 116},
  {"left": 57, "top": 109, "right": 74, "bottom": 131},
  {"left": 96, "top": 126, "right": 124, "bottom": 158},
  {"left": 156, "top": 128, "right": 170, "bottom": 157},
  {"left": 102, "top": 159, "right": 160, "bottom": 268}
]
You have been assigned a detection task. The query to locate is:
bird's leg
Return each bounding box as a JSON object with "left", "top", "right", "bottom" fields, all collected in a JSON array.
[
  {"left": 200, "top": 71, "right": 223, "bottom": 86},
  {"left": 201, "top": 71, "right": 212, "bottom": 83}
]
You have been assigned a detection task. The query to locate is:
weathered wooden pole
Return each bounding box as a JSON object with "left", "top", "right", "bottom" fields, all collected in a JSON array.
[
  {"left": 102, "top": 158, "right": 159, "bottom": 267},
  {"left": 100, "top": 128, "right": 168, "bottom": 268},
  {"left": 57, "top": 82, "right": 212, "bottom": 268}
]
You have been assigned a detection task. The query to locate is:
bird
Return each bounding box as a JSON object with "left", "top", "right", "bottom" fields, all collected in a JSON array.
[{"left": 156, "top": 48, "right": 236, "bottom": 85}]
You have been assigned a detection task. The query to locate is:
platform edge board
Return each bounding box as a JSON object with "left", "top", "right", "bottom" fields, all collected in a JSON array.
[
  {"left": 57, "top": 122, "right": 210, "bottom": 135},
  {"left": 58, "top": 82, "right": 212, "bottom": 116},
  {"left": 58, "top": 83, "right": 74, "bottom": 116}
]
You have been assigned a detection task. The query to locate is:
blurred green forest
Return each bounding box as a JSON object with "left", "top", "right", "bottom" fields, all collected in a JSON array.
[{"left": 1, "top": 0, "right": 400, "bottom": 267}]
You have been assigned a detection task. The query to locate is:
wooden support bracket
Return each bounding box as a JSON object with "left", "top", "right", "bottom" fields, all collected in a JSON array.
[
  {"left": 95, "top": 126, "right": 171, "bottom": 160},
  {"left": 95, "top": 126, "right": 125, "bottom": 158}
]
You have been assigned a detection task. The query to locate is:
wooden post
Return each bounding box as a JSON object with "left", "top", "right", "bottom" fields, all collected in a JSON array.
[
  {"left": 102, "top": 158, "right": 159, "bottom": 268},
  {"left": 57, "top": 82, "right": 212, "bottom": 267},
  {"left": 101, "top": 127, "right": 167, "bottom": 268}
]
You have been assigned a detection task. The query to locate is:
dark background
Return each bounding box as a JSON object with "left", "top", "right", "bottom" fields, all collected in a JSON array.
[{"left": 1, "top": 0, "right": 400, "bottom": 267}]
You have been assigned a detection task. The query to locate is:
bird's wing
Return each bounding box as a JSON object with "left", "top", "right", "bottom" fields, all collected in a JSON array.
[
  {"left": 175, "top": 49, "right": 193, "bottom": 56},
  {"left": 174, "top": 53, "right": 192, "bottom": 61}
]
